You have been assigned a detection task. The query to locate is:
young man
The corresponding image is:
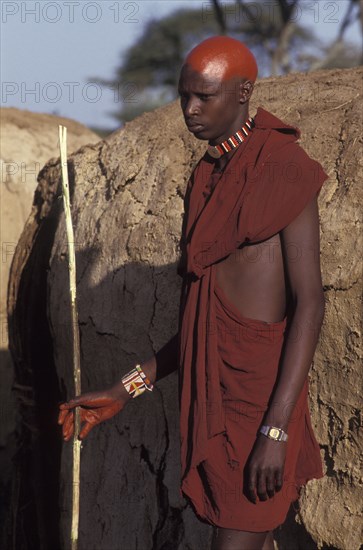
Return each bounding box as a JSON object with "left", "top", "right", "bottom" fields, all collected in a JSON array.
[{"left": 59, "top": 36, "right": 327, "bottom": 549}]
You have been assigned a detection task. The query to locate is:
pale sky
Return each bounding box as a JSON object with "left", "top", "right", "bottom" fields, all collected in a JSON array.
[{"left": 1, "top": 0, "right": 361, "bottom": 130}]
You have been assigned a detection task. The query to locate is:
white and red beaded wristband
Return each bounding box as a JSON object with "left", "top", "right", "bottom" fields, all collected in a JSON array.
[{"left": 121, "top": 363, "right": 154, "bottom": 399}]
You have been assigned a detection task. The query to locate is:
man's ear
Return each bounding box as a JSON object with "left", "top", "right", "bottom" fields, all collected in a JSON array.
[{"left": 239, "top": 80, "right": 254, "bottom": 103}]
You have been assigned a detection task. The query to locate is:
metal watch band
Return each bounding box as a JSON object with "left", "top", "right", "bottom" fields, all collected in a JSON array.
[{"left": 259, "top": 425, "right": 288, "bottom": 442}]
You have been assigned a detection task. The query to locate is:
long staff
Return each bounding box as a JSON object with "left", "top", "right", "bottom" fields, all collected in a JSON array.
[{"left": 59, "top": 125, "right": 82, "bottom": 550}]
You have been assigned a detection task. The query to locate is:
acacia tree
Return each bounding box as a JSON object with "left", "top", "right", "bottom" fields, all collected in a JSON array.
[
  {"left": 305, "top": 0, "right": 363, "bottom": 71},
  {"left": 95, "top": 7, "right": 220, "bottom": 122},
  {"left": 94, "top": 0, "right": 362, "bottom": 124}
]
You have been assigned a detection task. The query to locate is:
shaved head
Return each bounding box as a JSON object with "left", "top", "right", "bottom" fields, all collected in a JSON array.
[
  {"left": 178, "top": 36, "right": 257, "bottom": 145},
  {"left": 183, "top": 36, "right": 258, "bottom": 82}
]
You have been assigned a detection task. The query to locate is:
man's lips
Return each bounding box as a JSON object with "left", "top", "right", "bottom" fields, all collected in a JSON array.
[{"left": 186, "top": 121, "right": 205, "bottom": 131}]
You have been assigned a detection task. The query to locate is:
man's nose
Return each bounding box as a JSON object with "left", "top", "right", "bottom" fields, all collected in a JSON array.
[{"left": 184, "top": 97, "right": 200, "bottom": 117}]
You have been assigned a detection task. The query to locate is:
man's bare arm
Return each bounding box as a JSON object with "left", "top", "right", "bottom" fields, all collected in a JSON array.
[
  {"left": 262, "top": 194, "right": 325, "bottom": 430},
  {"left": 245, "top": 194, "right": 325, "bottom": 503}
]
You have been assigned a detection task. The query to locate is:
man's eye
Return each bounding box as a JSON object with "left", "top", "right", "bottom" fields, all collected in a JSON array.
[{"left": 199, "top": 95, "right": 210, "bottom": 101}]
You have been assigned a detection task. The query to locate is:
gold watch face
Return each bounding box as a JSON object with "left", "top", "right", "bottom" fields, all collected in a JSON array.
[{"left": 269, "top": 428, "right": 280, "bottom": 439}]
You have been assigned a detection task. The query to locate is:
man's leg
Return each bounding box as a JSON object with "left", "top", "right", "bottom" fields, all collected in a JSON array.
[{"left": 211, "top": 527, "right": 274, "bottom": 550}]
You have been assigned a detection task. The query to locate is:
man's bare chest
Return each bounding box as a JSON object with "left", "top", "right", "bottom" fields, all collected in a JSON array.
[{"left": 215, "top": 232, "right": 285, "bottom": 287}]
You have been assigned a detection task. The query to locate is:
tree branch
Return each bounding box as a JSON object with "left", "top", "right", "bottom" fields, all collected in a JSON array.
[{"left": 211, "top": 0, "right": 227, "bottom": 34}]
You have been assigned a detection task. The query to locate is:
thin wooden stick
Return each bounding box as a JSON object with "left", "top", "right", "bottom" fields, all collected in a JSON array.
[{"left": 59, "top": 125, "right": 82, "bottom": 550}]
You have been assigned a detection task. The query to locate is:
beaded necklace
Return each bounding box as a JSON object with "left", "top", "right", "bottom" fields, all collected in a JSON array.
[{"left": 207, "top": 116, "right": 255, "bottom": 159}]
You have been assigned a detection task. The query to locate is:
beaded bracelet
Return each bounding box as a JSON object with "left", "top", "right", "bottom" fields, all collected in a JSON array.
[{"left": 121, "top": 363, "right": 154, "bottom": 399}]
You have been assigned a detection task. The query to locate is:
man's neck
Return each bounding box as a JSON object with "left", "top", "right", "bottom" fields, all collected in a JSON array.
[{"left": 213, "top": 146, "right": 238, "bottom": 172}]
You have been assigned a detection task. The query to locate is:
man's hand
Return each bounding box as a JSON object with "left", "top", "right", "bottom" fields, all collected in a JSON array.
[
  {"left": 244, "top": 434, "right": 287, "bottom": 503},
  {"left": 58, "top": 386, "right": 128, "bottom": 441}
]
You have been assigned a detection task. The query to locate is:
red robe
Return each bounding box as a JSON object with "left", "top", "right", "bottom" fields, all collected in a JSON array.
[{"left": 177, "top": 107, "right": 328, "bottom": 530}]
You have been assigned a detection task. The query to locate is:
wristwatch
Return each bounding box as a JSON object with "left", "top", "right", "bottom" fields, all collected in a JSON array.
[{"left": 259, "top": 425, "right": 288, "bottom": 442}]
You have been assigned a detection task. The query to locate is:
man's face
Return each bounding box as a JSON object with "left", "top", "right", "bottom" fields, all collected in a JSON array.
[{"left": 178, "top": 64, "right": 246, "bottom": 145}]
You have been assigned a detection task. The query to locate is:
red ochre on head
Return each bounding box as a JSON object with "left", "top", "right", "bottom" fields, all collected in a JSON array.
[{"left": 183, "top": 36, "right": 258, "bottom": 83}]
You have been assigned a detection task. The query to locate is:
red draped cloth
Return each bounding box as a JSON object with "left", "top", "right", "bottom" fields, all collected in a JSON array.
[{"left": 176, "top": 107, "right": 328, "bottom": 530}]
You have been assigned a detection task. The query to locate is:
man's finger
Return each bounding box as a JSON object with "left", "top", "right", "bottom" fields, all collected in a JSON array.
[
  {"left": 58, "top": 409, "right": 69, "bottom": 424},
  {"left": 275, "top": 469, "right": 283, "bottom": 492},
  {"left": 63, "top": 424, "right": 74, "bottom": 441},
  {"left": 266, "top": 472, "right": 275, "bottom": 498},
  {"left": 63, "top": 412, "right": 74, "bottom": 439},
  {"left": 59, "top": 395, "right": 86, "bottom": 410},
  {"left": 79, "top": 421, "right": 95, "bottom": 440},
  {"left": 246, "top": 466, "right": 257, "bottom": 503},
  {"left": 257, "top": 471, "right": 268, "bottom": 501},
  {"left": 63, "top": 424, "right": 73, "bottom": 441},
  {"left": 83, "top": 409, "right": 100, "bottom": 425}
]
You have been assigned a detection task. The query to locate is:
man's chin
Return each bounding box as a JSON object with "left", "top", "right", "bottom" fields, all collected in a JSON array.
[{"left": 187, "top": 127, "right": 210, "bottom": 140}]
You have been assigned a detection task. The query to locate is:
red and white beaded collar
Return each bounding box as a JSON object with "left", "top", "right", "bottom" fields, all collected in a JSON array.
[{"left": 207, "top": 116, "right": 255, "bottom": 159}]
